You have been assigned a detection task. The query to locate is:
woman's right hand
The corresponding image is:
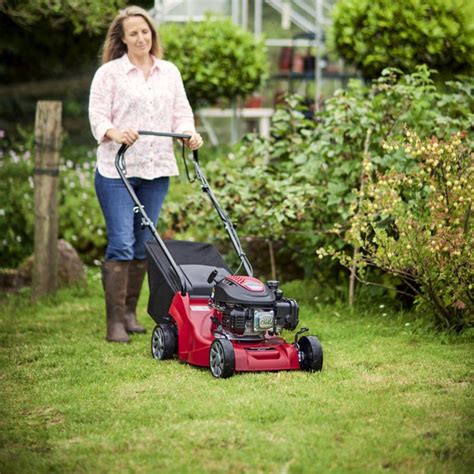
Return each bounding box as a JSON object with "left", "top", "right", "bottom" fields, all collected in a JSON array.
[{"left": 106, "top": 128, "right": 139, "bottom": 146}]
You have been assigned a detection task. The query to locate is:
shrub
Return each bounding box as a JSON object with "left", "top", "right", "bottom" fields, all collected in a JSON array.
[
  {"left": 159, "top": 17, "right": 268, "bottom": 107},
  {"left": 0, "top": 144, "right": 35, "bottom": 268},
  {"left": 166, "top": 68, "right": 473, "bottom": 280},
  {"left": 321, "top": 131, "right": 473, "bottom": 331},
  {"left": 331, "top": 0, "right": 474, "bottom": 79},
  {"left": 58, "top": 157, "right": 106, "bottom": 264},
  {"left": 163, "top": 96, "right": 330, "bottom": 274},
  {"left": 0, "top": 135, "right": 106, "bottom": 268}
]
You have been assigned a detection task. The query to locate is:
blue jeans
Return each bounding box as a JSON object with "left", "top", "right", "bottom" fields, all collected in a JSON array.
[{"left": 95, "top": 170, "right": 170, "bottom": 261}]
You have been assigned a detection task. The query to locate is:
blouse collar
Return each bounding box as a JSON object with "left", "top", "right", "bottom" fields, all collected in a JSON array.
[{"left": 121, "top": 53, "right": 160, "bottom": 74}]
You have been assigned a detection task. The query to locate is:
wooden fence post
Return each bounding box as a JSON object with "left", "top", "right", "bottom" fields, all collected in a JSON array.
[{"left": 32, "top": 101, "right": 62, "bottom": 301}]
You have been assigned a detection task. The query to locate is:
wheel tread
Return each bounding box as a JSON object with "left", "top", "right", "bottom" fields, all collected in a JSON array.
[
  {"left": 210, "top": 338, "right": 235, "bottom": 378},
  {"left": 151, "top": 324, "right": 177, "bottom": 360},
  {"left": 298, "top": 335, "right": 323, "bottom": 372}
]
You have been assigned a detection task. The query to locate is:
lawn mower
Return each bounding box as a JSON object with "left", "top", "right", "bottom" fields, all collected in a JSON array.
[{"left": 116, "top": 131, "right": 323, "bottom": 378}]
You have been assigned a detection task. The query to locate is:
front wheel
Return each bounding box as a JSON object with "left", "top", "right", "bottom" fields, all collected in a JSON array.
[
  {"left": 151, "top": 324, "right": 176, "bottom": 360},
  {"left": 298, "top": 335, "right": 323, "bottom": 372},
  {"left": 209, "top": 338, "right": 235, "bottom": 379}
]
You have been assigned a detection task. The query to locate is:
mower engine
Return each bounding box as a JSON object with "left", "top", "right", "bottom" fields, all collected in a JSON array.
[{"left": 210, "top": 276, "right": 298, "bottom": 339}]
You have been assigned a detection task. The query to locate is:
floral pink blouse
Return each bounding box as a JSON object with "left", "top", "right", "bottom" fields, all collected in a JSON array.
[{"left": 89, "top": 54, "right": 195, "bottom": 179}]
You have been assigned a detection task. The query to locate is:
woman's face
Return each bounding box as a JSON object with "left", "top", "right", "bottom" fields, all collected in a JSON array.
[{"left": 122, "top": 16, "right": 152, "bottom": 58}]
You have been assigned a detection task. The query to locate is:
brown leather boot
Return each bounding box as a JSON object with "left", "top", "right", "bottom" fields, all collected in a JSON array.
[
  {"left": 102, "top": 260, "right": 130, "bottom": 343},
  {"left": 124, "top": 259, "right": 147, "bottom": 334}
]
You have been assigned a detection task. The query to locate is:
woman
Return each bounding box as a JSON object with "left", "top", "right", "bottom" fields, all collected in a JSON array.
[{"left": 89, "top": 6, "right": 203, "bottom": 343}]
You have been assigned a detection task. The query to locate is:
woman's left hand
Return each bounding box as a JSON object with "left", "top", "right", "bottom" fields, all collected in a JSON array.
[{"left": 183, "top": 131, "right": 203, "bottom": 150}]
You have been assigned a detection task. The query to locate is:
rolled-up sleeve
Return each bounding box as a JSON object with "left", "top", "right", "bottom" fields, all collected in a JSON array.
[
  {"left": 89, "top": 67, "right": 115, "bottom": 144},
  {"left": 171, "top": 68, "right": 195, "bottom": 134}
]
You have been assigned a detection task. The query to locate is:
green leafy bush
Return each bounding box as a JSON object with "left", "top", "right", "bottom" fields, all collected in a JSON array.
[
  {"left": 0, "top": 136, "right": 106, "bottom": 268},
  {"left": 160, "top": 17, "right": 268, "bottom": 107},
  {"left": 162, "top": 68, "right": 474, "bottom": 324},
  {"left": 0, "top": 144, "right": 35, "bottom": 267},
  {"left": 166, "top": 68, "right": 473, "bottom": 280},
  {"left": 330, "top": 0, "right": 474, "bottom": 79},
  {"left": 58, "top": 157, "right": 106, "bottom": 264},
  {"left": 322, "top": 131, "right": 473, "bottom": 331}
]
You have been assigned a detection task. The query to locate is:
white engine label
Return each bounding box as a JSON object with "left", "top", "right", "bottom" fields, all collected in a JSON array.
[{"left": 190, "top": 305, "right": 211, "bottom": 312}]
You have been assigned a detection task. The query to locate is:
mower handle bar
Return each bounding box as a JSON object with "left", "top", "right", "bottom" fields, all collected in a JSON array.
[
  {"left": 116, "top": 130, "right": 198, "bottom": 167},
  {"left": 115, "top": 130, "right": 253, "bottom": 295},
  {"left": 115, "top": 131, "right": 193, "bottom": 295}
]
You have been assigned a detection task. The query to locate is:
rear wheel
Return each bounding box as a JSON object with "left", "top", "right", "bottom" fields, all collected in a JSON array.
[
  {"left": 151, "top": 324, "right": 176, "bottom": 360},
  {"left": 298, "top": 336, "right": 323, "bottom": 372},
  {"left": 209, "top": 338, "right": 235, "bottom": 378}
]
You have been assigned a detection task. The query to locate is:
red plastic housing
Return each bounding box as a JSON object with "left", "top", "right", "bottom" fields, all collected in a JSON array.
[
  {"left": 225, "top": 275, "right": 266, "bottom": 292},
  {"left": 168, "top": 292, "right": 300, "bottom": 372}
]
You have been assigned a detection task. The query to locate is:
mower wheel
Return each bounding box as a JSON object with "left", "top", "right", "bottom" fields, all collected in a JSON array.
[
  {"left": 151, "top": 324, "right": 176, "bottom": 360},
  {"left": 298, "top": 336, "right": 323, "bottom": 372},
  {"left": 209, "top": 338, "right": 235, "bottom": 379}
]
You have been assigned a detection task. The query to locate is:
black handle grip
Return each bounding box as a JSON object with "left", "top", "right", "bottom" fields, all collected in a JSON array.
[
  {"left": 117, "top": 131, "right": 199, "bottom": 165},
  {"left": 137, "top": 130, "right": 192, "bottom": 140}
]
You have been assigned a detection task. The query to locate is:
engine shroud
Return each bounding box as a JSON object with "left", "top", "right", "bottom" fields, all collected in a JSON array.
[
  {"left": 211, "top": 276, "right": 299, "bottom": 338},
  {"left": 213, "top": 276, "right": 275, "bottom": 305}
]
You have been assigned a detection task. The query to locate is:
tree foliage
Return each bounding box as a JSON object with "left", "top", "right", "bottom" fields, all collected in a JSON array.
[
  {"left": 0, "top": 0, "right": 126, "bottom": 84},
  {"left": 330, "top": 0, "right": 474, "bottom": 79},
  {"left": 159, "top": 17, "right": 268, "bottom": 107},
  {"left": 0, "top": 0, "right": 125, "bottom": 34}
]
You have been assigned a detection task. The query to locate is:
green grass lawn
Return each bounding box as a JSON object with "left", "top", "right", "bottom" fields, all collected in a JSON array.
[{"left": 0, "top": 269, "right": 473, "bottom": 473}]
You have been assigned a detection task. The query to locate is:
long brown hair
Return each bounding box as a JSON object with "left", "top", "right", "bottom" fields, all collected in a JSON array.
[{"left": 101, "top": 6, "right": 162, "bottom": 64}]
